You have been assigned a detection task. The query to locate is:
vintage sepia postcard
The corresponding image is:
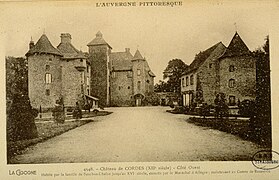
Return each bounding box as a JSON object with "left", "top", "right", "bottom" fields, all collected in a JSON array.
[{"left": 1, "top": 0, "right": 279, "bottom": 179}]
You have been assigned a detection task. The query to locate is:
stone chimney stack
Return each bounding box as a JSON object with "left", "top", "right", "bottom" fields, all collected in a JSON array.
[
  {"left": 125, "top": 48, "right": 130, "bottom": 53},
  {"left": 60, "top": 33, "right": 71, "bottom": 44},
  {"left": 29, "top": 37, "right": 34, "bottom": 49}
]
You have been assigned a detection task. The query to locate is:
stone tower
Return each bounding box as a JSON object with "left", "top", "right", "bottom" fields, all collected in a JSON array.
[
  {"left": 87, "top": 31, "right": 112, "bottom": 106},
  {"left": 131, "top": 50, "right": 146, "bottom": 106},
  {"left": 26, "top": 34, "right": 63, "bottom": 110}
]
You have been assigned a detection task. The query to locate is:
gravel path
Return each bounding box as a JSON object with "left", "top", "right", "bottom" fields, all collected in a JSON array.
[{"left": 10, "top": 107, "right": 264, "bottom": 163}]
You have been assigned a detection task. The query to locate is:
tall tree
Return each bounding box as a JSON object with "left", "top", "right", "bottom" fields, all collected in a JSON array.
[
  {"left": 6, "top": 57, "right": 38, "bottom": 141},
  {"left": 162, "top": 59, "right": 188, "bottom": 93},
  {"left": 252, "top": 36, "right": 271, "bottom": 147}
]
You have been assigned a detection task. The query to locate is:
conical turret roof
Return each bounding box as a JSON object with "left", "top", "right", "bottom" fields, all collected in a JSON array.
[
  {"left": 222, "top": 32, "right": 251, "bottom": 57},
  {"left": 87, "top": 31, "right": 112, "bottom": 48},
  {"left": 26, "top": 34, "right": 62, "bottom": 56},
  {"left": 132, "top": 49, "right": 144, "bottom": 60}
]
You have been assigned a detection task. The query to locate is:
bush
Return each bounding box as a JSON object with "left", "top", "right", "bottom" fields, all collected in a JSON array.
[
  {"left": 198, "top": 103, "right": 210, "bottom": 118},
  {"left": 239, "top": 100, "right": 255, "bottom": 117},
  {"left": 7, "top": 94, "right": 38, "bottom": 141}
]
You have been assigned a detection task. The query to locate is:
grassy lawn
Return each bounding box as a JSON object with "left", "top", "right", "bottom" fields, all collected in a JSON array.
[
  {"left": 186, "top": 117, "right": 258, "bottom": 144},
  {"left": 7, "top": 111, "right": 112, "bottom": 163}
]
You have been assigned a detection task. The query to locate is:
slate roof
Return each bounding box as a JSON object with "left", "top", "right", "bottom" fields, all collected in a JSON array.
[
  {"left": 26, "top": 34, "right": 62, "bottom": 56},
  {"left": 184, "top": 42, "right": 224, "bottom": 74},
  {"left": 57, "top": 41, "right": 86, "bottom": 59},
  {"left": 87, "top": 31, "right": 112, "bottom": 48},
  {"left": 222, "top": 32, "right": 251, "bottom": 57},
  {"left": 132, "top": 49, "right": 144, "bottom": 60},
  {"left": 110, "top": 51, "right": 133, "bottom": 71}
]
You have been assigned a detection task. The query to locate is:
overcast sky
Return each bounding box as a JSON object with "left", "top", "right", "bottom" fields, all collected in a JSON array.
[{"left": 1, "top": 1, "right": 274, "bottom": 83}]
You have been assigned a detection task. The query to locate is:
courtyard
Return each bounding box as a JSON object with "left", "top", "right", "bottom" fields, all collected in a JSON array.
[{"left": 9, "top": 106, "right": 264, "bottom": 164}]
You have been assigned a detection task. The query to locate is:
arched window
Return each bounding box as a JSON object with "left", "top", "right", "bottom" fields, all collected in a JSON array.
[{"left": 228, "top": 79, "right": 235, "bottom": 88}]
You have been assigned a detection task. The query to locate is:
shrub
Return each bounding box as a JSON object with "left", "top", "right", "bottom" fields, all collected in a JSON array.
[
  {"left": 7, "top": 94, "right": 38, "bottom": 141},
  {"left": 239, "top": 100, "right": 256, "bottom": 117}
]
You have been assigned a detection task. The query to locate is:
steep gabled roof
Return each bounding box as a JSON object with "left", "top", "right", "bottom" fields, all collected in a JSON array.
[
  {"left": 184, "top": 42, "right": 223, "bottom": 74},
  {"left": 87, "top": 31, "right": 112, "bottom": 48},
  {"left": 110, "top": 50, "right": 133, "bottom": 71},
  {"left": 132, "top": 49, "right": 144, "bottom": 61},
  {"left": 57, "top": 41, "right": 85, "bottom": 59},
  {"left": 222, "top": 32, "right": 251, "bottom": 57},
  {"left": 26, "top": 34, "right": 62, "bottom": 56}
]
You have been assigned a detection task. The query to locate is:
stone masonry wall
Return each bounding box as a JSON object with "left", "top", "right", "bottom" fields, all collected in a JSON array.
[
  {"left": 219, "top": 55, "right": 256, "bottom": 103},
  {"left": 132, "top": 60, "right": 146, "bottom": 96},
  {"left": 61, "top": 59, "right": 84, "bottom": 107},
  {"left": 88, "top": 45, "right": 109, "bottom": 106},
  {"left": 110, "top": 71, "right": 133, "bottom": 106},
  {"left": 197, "top": 44, "right": 226, "bottom": 105},
  {"left": 28, "top": 54, "right": 62, "bottom": 110}
]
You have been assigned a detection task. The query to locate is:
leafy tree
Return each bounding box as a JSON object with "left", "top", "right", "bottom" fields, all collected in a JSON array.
[
  {"left": 162, "top": 59, "right": 189, "bottom": 93},
  {"left": 6, "top": 56, "right": 38, "bottom": 141},
  {"left": 154, "top": 80, "right": 171, "bottom": 92}
]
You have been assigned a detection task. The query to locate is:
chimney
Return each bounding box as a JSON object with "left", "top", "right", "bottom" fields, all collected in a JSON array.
[
  {"left": 29, "top": 37, "right": 34, "bottom": 49},
  {"left": 125, "top": 48, "right": 130, "bottom": 53},
  {"left": 60, "top": 33, "right": 71, "bottom": 44}
]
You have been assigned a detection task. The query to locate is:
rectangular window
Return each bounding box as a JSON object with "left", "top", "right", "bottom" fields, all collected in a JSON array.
[
  {"left": 229, "top": 65, "right": 235, "bottom": 72},
  {"left": 127, "top": 71, "right": 132, "bottom": 78},
  {"left": 186, "top": 77, "right": 189, "bottom": 86},
  {"left": 46, "top": 65, "right": 50, "bottom": 71},
  {"left": 229, "top": 96, "right": 236, "bottom": 106},
  {"left": 87, "top": 77, "right": 90, "bottom": 86},
  {"left": 229, "top": 79, "right": 235, "bottom": 88},
  {"left": 182, "top": 78, "right": 185, "bottom": 87},
  {"left": 87, "top": 89, "right": 90, "bottom": 95},
  {"left": 137, "top": 69, "right": 141, "bottom": 76},
  {"left": 112, "top": 72, "right": 116, "bottom": 78},
  {"left": 45, "top": 73, "right": 52, "bottom": 84},
  {"left": 87, "top": 65, "right": 89, "bottom": 73},
  {"left": 190, "top": 75, "right": 194, "bottom": 85},
  {"left": 137, "top": 81, "right": 141, "bottom": 90},
  {"left": 45, "top": 89, "right": 50, "bottom": 96}
]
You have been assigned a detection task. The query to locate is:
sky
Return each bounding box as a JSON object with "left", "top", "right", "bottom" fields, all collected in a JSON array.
[{"left": 0, "top": 1, "right": 274, "bottom": 83}]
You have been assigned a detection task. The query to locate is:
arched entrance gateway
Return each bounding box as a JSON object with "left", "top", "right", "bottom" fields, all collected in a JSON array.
[{"left": 134, "top": 94, "right": 144, "bottom": 106}]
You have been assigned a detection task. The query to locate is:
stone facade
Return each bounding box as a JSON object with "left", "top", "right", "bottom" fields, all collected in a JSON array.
[
  {"left": 88, "top": 44, "right": 111, "bottom": 107},
  {"left": 219, "top": 56, "right": 256, "bottom": 105},
  {"left": 27, "top": 31, "right": 155, "bottom": 109},
  {"left": 27, "top": 33, "right": 95, "bottom": 111},
  {"left": 28, "top": 53, "right": 63, "bottom": 110},
  {"left": 181, "top": 32, "right": 256, "bottom": 107},
  {"left": 88, "top": 32, "right": 155, "bottom": 107}
]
